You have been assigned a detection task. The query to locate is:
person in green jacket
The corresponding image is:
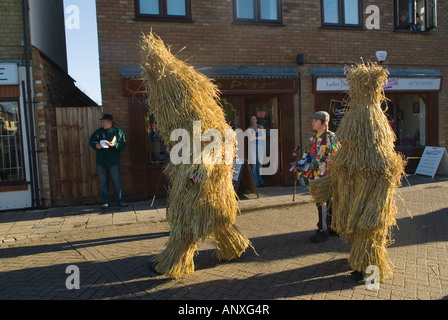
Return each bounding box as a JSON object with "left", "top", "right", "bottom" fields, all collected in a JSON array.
[{"left": 89, "top": 114, "right": 127, "bottom": 209}]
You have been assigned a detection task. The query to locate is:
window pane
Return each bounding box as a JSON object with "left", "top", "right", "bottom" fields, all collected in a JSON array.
[
  {"left": 260, "top": 0, "right": 278, "bottom": 20},
  {"left": 425, "top": 0, "right": 437, "bottom": 30},
  {"left": 397, "top": 0, "right": 412, "bottom": 26},
  {"left": 221, "top": 98, "right": 240, "bottom": 130},
  {"left": 167, "top": 0, "right": 186, "bottom": 16},
  {"left": 146, "top": 113, "right": 169, "bottom": 165},
  {"left": 414, "top": 0, "right": 424, "bottom": 30},
  {"left": 140, "top": 0, "right": 159, "bottom": 14},
  {"left": 323, "top": 0, "right": 339, "bottom": 24},
  {"left": 236, "top": 0, "right": 254, "bottom": 19},
  {"left": 344, "top": 0, "right": 359, "bottom": 25},
  {"left": 0, "top": 101, "right": 25, "bottom": 182}
]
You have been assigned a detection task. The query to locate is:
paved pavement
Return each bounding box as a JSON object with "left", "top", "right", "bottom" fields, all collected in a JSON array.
[{"left": 0, "top": 174, "right": 447, "bottom": 302}]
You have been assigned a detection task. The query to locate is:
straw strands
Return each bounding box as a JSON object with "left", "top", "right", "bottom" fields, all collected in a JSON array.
[
  {"left": 309, "top": 61, "right": 406, "bottom": 281},
  {"left": 140, "top": 32, "right": 251, "bottom": 279}
]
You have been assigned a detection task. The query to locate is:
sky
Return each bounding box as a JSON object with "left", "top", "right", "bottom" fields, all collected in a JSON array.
[{"left": 63, "top": 0, "right": 102, "bottom": 105}]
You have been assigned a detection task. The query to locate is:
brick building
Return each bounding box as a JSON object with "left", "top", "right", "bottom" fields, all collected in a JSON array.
[
  {"left": 96, "top": 0, "right": 446, "bottom": 202},
  {"left": 0, "top": 0, "right": 98, "bottom": 210}
]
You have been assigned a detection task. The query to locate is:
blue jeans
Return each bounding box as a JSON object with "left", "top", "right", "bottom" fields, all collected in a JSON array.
[
  {"left": 97, "top": 164, "right": 124, "bottom": 204},
  {"left": 250, "top": 153, "right": 266, "bottom": 187}
]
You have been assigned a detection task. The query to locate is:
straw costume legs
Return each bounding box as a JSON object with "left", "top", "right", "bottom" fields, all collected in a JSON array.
[
  {"left": 153, "top": 224, "right": 250, "bottom": 279},
  {"left": 152, "top": 226, "right": 198, "bottom": 279},
  {"left": 214, "top": 225, "right": 251, "bottom": 261}
]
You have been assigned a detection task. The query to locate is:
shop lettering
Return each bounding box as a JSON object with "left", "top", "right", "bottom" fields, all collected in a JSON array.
[
  {"left": 230, "top": 80, "right": 279, "bottom": 90},
  {"left": 384, "top": 78, "right": 439, "bottom": 90},
  {"left": 325, "top": 80, "right": 343, "bottom": 88},
  {"left": 409, "top": 80, "right": 435, "bottom": 87}
]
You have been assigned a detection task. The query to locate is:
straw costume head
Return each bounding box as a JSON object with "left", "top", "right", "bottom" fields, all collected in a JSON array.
[
  {"left": 309, "top": 61, "right": 406, "bottom": 281},
  {"left": 140, "top": 32, "right": 252, "bottom": 279}
]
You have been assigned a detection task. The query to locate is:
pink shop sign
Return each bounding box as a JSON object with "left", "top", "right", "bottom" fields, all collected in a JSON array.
[{"left": 316, "top": 77, "right": 441, "bottom": 92}]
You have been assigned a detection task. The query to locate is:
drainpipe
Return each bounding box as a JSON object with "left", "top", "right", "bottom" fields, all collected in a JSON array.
[
  {"left": 297, "top": 54, "right": 306, "bottom": 153},
  {"left": 21, "top": 0, "right": 42, "bottom": 208},
  {"left": 298, "top": 72, "right": 303, "bottom": 152}
]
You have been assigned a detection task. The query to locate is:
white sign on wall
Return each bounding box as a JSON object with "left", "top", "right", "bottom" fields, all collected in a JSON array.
[
  {"left": 383, "top": 78, "right": 441, "bottom": 91},
  {"left": 316, "top": 78, "right": 349, "bottom": 91},
  {"left": 415, "top": 147, "right": 448, "bottom": 179},
  {"left": 0, "top": 63, "right": 19, "bottom": 85},
  {"left": 316, "top": 77, "right": 441, "bottom": 92}
]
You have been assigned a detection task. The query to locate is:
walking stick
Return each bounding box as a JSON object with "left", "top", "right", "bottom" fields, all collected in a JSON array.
[
  {"left": 293, "top": 172, "right": 297, "bottom": 201},
  {"left": 292, "top": 145, "right": 302, "bottom": 202},
  {"left": 151, "top": 170, "right": 163, "bottom": 209}
]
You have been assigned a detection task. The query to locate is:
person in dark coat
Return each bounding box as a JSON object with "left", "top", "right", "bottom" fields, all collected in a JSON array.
[{"left": 89, "top": 114, "right": 127, "bottom": 208}]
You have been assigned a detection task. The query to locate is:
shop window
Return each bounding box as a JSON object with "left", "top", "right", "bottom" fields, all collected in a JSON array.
[
  {"left": 146, "top": 112, "right": 170, "bottom": 165},
  {"left": 0, "top": 101, "right": 25, "bottom": 183},
  {"left": 221, "top": 98, "right": 241, "bottom": 130},
  {"left": 135, "top": 0, "right": 192, "bottom": 21},
  {"left": 233, "top": 0, "right": 282, "bottom": 25},
  {"left": 387, "top": 94, "right": 426, "bottom": 147},
  {"left": 329, "top": 99, "right": 348, "bottom": 132},
  {"left": 321, "top": 0, "right": 363, "bottom": 28},
  {"left": 395, "top": 0, "right": 437, "bottom": 31}
]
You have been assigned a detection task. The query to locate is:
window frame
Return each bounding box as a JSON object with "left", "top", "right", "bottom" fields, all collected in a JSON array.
[
  {"left": 134, "top": 0, "right": 192, "bottom": 22},
  {"left": 394, "top": 0, "right": 437, "bottom": 32},
  {"left": 232, "top": 0, "right": 283, "bottom": 26},
  {"left": 0, "top": 99, "right": 26, "bottom": 186},
  {"left": 320, "top": 0, "right": 363, "bottom": 29}
]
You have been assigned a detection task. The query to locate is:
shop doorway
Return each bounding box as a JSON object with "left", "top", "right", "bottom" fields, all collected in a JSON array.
[
  {"left": 221, "top": 95, "right": 285, "bottom": 187},
  {"left": 386, "top": 93, "right": 426, "bottom": 147},
  {"left": 386, "top": 93, "right": 429, "bottom": 172},
  {"left": 244, "top": 97, "right": 281, "bottom": 186}
]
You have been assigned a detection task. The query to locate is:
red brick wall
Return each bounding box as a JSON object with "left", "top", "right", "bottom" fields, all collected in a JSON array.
[
  {"left": 97, "top": 1, "right": 447, "bottom": 67},
  {"left": 96, "top": 0, "right": 448, "bottom": 193}
]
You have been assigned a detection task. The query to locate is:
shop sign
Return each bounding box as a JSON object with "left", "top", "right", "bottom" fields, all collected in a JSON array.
[
  {"left": 415, "top": 147, "right": 448, "bottom": 179},
  {"left": 216, "top": 78, "right": 298, "bottom": 93},
  {"left": 315, "top": 78, "right": 348, "bottom": 91},
  {"left": 316, "top": 77, "right": 441, "bottom": 92},
  {"left": 383, "top": 78, "right": 441, "bottom": 91},
  {"left": 0, "top": 64, "right": 19, "bottom": 85}
]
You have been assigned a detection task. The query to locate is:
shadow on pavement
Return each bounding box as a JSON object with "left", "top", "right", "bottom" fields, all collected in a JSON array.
[
  {"left": 0, "top": 232, "right": 170, "bottom": 259},
  {"left": 1, "top": 199, "right": 447, "bottom": 299}
]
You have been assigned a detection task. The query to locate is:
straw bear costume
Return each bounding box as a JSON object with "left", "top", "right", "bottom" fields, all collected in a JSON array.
[
  {"left": 309, "top": 62, "right": 406, "bottom": 281},
  {"left": 140, "top": 32, "right": 252, "bottom": 279}
]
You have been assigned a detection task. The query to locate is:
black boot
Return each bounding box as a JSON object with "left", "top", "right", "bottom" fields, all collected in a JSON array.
[
  {"left": 310, "top": 230, "right": 329, "bottom": 243},
  {"left": 147, "top": 261, "right": 162, "bottom": 275},
  {"left": 348, "top": 270, "right": 364, "bottom": 282}
]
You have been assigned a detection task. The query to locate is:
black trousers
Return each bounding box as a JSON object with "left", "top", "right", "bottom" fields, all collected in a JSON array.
[{"left": 316, "top": 200, "right": 332, "bottom": 231}]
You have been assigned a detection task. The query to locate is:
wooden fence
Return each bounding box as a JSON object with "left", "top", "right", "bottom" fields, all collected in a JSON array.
[{"left": 45, "top": 107, "right": 103, "bottom": 206}]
